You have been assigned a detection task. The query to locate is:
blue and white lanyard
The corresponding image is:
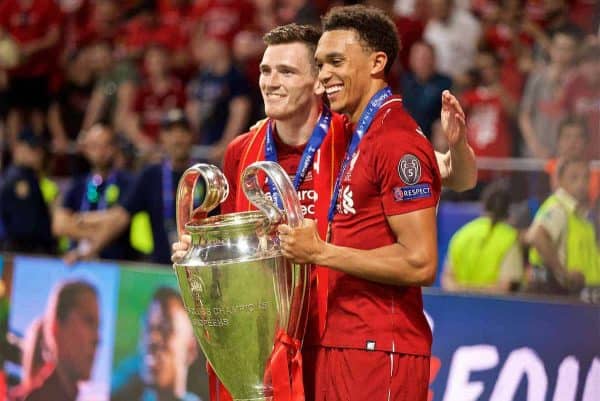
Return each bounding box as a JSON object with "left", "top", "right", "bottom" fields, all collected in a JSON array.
[
  {"left": 264, "top": 107, "right": 332, "bottom": 208},
  {"left": 327, "top": 87, "right": 393, "bottom": 221},
  {"left": 80, "top": 172, "right": 117, "bottom": 212}
]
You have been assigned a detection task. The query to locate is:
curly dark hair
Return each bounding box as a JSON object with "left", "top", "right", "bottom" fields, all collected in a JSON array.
[{"left": 321, "top": 5, "right": 399, "bottom": 75}]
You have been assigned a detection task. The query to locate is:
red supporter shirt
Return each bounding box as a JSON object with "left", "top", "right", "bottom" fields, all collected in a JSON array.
[
  {"left": 462, "top": 87, "right": 513, "bottom": 181},
  {"left": 191, "top": 0, "right": 256, "bottom": 45},
  {"left": 132, "top": 78, "right": 187, "bottom": 142},
  {"left": 121, "top": 17, "right": 188, "bottom": 54},
  {"left": 462, "top": 87, "right": 512, "bottom": 158},
  {"left": 323, "top": 97, "right": 441, "bottom": 355},
  {"left": 0, "top": 0, "right": 62, "bottom": 77}
]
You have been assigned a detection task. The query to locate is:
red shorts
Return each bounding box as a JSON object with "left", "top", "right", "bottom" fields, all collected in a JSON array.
[{"left": 302, "top": 346, "right": 429, "bottom": 401}]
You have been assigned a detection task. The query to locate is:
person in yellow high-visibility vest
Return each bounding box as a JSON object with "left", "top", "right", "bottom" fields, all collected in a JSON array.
[
  {"left": 442, "top": 181, "right": 523, "bottom": 294},
  {"left": 527, "top": 158, "right": 600, "bottom": 295}
]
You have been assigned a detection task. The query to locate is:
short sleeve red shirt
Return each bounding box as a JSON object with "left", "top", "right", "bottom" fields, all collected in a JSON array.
[
  {"left": 462, "top": 87, "right": 513, "bottom": 181},
  {"left": 0, "top": 0, "right": 62, "bottom": 76},
  {"left": 191, "top": 0, "right": 256, "bottom": 45},
  {"left": 132, "top": 78, "right": 186, "bottom": 142},
  {"left": 322, "top": 97, "right": 441, "bottom": 355}
]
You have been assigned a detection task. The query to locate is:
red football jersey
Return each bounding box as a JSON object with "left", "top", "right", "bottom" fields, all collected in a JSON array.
[
  {"left": 322, "top": 96, "right": 441, "bottom": 355},
  {"left": 222, "top": 111, "right": 348, "bottom": 217}
]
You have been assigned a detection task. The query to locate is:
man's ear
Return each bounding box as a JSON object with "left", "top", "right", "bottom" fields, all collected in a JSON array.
[
  {"left": 314, "top": 79, "right": 324, "bottom": 96},
  {"left": 370, "top": 51, "right": 388, "bottom": 76}
]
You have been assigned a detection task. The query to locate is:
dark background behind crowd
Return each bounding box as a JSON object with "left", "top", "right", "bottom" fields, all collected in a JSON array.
[{"left": 0, "top": 0, "right": 599, "bottom": 298}]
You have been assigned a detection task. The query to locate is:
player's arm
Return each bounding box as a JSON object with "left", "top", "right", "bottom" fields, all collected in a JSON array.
[
  {"left": 435, "top": 90, "right": 477, "bottom": 192},
  {"left": 279, "top": 208, "right": 438, "bottom": 286}
]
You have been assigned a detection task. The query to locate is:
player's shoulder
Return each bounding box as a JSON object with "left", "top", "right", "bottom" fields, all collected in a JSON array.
[
  {"left": 225, "top": 129, "right": 259, "bottom": 155},
  {"left": 370, "top": 96, "right": 429, "bottom": 143}
]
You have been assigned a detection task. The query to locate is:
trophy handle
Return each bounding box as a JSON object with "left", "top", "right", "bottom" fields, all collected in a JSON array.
[
  {"left": 241, "top": 161, "right": 303, "bottom": 228},
  {"left": 176, "top": 163, "right": 229, "bottom": 237}
]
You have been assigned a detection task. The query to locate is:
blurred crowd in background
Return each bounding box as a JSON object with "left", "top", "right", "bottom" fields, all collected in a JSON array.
[{"left": 0, "top": 0, "right": 599, "bottom": 299}]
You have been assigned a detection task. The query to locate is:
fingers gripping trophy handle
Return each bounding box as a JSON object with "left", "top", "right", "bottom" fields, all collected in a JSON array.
[
  {"left": 176, "top": 163, "right": 229, "bottom": 237},
  {"left": 241, "top": 161, "right": 303, "bottom": 228}
]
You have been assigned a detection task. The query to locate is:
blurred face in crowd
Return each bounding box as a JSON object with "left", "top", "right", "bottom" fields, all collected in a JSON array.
[
  {"left": 192, "top": 33, "right": 229, "bottom": 68},
  {"left": 67, "top": 46, "right": 93, "bottom": 84},
  {"left": 144, "top": 46, "right": 169, "bottom": 78},
  {"left": 13, "top": 142, "right": 44, "bottom": 171},
  {"left": 549, "top": 33, "right": 577, "bottom": 67},
  {"left": 316, "top": 29, "right": 381, "bottom": 122},
  {"left": 161, "top": 124, "right": 193, "bottom": 165},
  {"left": 544, "top": 0, "right": 567, "bottom": 20},
  {"left": 89, "top": 41, "right": 113, "bottom": 75},
  {"left": 499, "top": 0, "right": 523, "bottom": 24},
  {"left": 556, "top": 123, "right": 586, "bottom": 159},
  {"left": 559, "top": 160, "right": 590, "bottom": 204},
  {"left": 93, "top": 0, "right": 119, "bottom": 29},
  {"left": 409, "top": 42, "right": 435, "bottom": 81},
  {"left": 141, "top": 298, "right": 195, "bottom": 395},
  {"left": 259, "top": 42, "right": 319, "bottom": 121},
  {"left": 54, "top": 289, "right": 100, "bottom": 382},
  {"left": 430, "top": 0, "right": 453, "bottom": 21},
  {"left": 476, "top": 52, "right": 500, "bottom": 86},
  {"left": 363, "top": 0, "right": 394, "bottom": 12},
  {"left": 83, "top": 124, "right": 117, "bottom": 172}
]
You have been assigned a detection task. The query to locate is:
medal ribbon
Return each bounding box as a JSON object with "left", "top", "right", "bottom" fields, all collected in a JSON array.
[
  {"left": 265, "top": 107, "right": 332, "bottom": 207},
  {"left": 327, "top": 87, "right": 392, "bottom": 221}
]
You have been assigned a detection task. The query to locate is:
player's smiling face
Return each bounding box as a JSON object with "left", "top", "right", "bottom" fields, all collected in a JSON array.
[
  {"left": 315, "top": 29, "right": 373, "bottom": 121},
  {"left": 259, "top": 42, "right": 318, "bottom": 121}
]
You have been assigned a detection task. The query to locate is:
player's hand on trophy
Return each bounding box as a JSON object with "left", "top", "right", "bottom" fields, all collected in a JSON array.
[
  {"left": 440, "top": 90, "right": 467, "bottom": 148},
  {"left": 171, "top": 234, "right": 192, "bottom": 263},
  {"left": 278, "top": 219, "right": 324, "bottom": 264}
]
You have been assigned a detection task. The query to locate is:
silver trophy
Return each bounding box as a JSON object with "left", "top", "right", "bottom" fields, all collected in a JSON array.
[{"left": 173, "top": 161, "right": 309, "bottom": 401}]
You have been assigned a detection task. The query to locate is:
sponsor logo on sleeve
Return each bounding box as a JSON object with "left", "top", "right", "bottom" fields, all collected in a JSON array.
[
  {"left": 393, "top": 183, "right": 432, "bottom": 201},
  {"left": 398, "top": 154, "right": 421, "bottom": 185}
]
